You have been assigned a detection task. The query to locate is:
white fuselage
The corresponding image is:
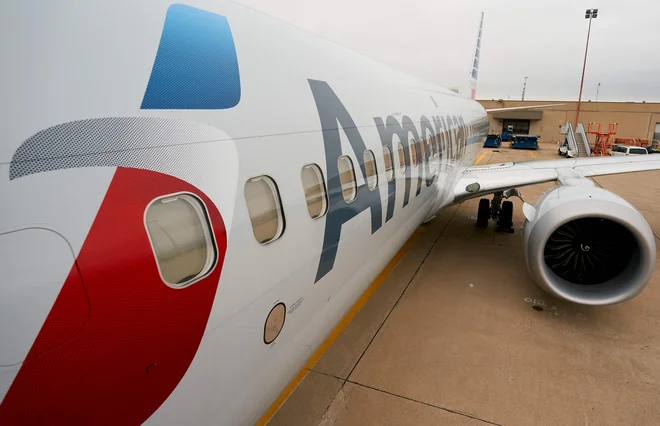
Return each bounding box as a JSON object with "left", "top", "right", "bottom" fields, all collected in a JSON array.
[{"left": 0, "top": 1, "right": 487, "bottom": 424}]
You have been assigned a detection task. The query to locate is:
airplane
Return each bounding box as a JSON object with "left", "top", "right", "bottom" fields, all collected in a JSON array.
[{"left": 1, "top": 1, "right": 659, "bottom": 425}]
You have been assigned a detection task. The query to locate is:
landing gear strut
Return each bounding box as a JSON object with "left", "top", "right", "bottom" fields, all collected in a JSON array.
[{"left": 476, "top": 189, "right": 521, "bottom": 233}]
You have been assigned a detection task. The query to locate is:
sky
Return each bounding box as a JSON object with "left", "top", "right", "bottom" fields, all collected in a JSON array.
[{"left": 237, "top": 0, "right": 660, "bottom": 102}]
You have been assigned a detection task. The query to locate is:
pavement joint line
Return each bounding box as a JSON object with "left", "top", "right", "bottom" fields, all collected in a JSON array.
[
  {"left": 308, "top": 369, "right": 344, "bottom": 382},
  {"left": 344, "top": 205, "right": 460, "bottom": 385},
  {"left": 306, "top": 211, "right": 458, "bottom": 426},
  {"left": 344, "top": 379, "right": 502, "bottom": 426}
]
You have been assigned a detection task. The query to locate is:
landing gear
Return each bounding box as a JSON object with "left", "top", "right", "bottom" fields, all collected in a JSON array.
[
  {"left": 477, "top": 199, "right": 489, "bottom": 228},
  {"left": 496, "top": 201, "right": 514, "bottom": 233},
  {"left": 475, "top": 190, "right": 520, "bottom": 233},
  {"left": 490, "top": 191, "right": 503, "bottom": 221}
]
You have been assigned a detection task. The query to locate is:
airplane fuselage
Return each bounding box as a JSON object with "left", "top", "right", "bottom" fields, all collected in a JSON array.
[{"left": 0, "top": 1, "right": 488, "bottom": 424}]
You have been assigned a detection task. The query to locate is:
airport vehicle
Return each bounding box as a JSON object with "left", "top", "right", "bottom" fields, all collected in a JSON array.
[
  {"left": 502, "top": 125, "right": 515, "bottom": 141},
  {"left": 611, "top": 145, "right": 649, "bottom": 156},
  {"left": 510, "top": 135, "right": 539, "bottom": 150},
  {"left": 558, "top": 140, "right": 569, "bottom": 156},
  {"left": 644, "top": 140, "right": 660, "bottom": 154},
  {"left": 2, "top": 2, "right": 660, "bottom": 425},
  {"left": 483, "top": 134, "right": 502, "bottom": 148}
]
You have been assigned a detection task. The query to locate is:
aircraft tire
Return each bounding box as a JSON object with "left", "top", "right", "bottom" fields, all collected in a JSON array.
[
  {"left": 496, "top": 201, "right": 514, "bottom": 233},
  {"left": 477, "top": 198, "right": 490, "bottom": 228}
]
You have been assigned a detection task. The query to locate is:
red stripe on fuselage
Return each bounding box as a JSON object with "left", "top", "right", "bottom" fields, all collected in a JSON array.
[{"left": 0, "top": 167, "right": 227, "bottom": 425}]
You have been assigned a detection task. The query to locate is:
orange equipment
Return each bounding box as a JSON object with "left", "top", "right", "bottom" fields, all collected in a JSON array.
[
  {"left": 613, "top": 137, "right": 652, "bottom": 147},
  {"left": 588, "top": 122, "right": 618, "bottom": 156}
]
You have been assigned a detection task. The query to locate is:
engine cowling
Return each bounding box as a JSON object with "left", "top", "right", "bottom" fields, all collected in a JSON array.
[{"left": 523, "top": 185, "right": 656, "bottom": 305}]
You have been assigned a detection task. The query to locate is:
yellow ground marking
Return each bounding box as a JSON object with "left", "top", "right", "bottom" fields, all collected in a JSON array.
[
  {"left": 474, "top": 151, "right": 488, "bottom": 166},
  {"left": 530, "top": 151, "right": 537, "bottom": 159},
  {"left": 256, "top": 228, "right": 425, "bottom": 425}
]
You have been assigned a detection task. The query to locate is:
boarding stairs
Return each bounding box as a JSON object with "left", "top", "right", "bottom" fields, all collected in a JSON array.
[{"left": 561, "top": 123, "right": 591, "bottom": 158}]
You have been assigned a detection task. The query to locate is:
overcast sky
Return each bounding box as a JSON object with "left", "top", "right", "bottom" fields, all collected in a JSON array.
[{"left": 238, "top": 0, "right": 660, "bottom": 102}]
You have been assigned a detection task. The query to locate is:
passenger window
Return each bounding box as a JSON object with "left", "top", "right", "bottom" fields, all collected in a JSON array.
[
  {"left": 244, "top": 175, "right": 285, "bottom": 244},
  {"left": 398, "top": 142, "right": 407, "bottom": 172},
  {"left": 338, "top": 155, "right": 357, "bottom": 203},
  {"left": 301, "top": 164, "right": 328, "bottom": 219},
  {"left": 145, "top": 193, "right": 217, "bottom": 287},
  {"left": 364, "top": 150, "right": 378, "bottom": 190},
  {"left": 410, "top": 140, "right": 418, "bottom": 165},
  {"left": 383, "top": 146, "right": 394, "bottom": 181},
  {"left": 445, "top": 130, "right": 451, "bottom": 157}
]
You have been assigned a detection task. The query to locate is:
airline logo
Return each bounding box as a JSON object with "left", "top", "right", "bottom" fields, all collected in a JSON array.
[
  {"left": 1, "top": 6, "right": 236, "bottom": 424},
  {"left": 309, "top": 81, "right": 475, "bottom": 282},
  {"left": 141, "top": 4, "right": 241, "bottom": 109}
]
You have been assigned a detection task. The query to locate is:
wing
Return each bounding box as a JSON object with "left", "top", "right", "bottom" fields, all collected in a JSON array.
[{"left": 453, "top": 155, "right": 660, "bottom": 203}]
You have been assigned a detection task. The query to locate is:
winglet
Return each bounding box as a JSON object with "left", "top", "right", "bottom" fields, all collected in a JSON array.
[{"left": 468, "top": 12, "right": 484, "bottom": 100}]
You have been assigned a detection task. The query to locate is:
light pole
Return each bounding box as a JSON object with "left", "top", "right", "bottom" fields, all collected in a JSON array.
[
  {"left": 575, "top": 8, "right": 598, "bottom": 128},
  {"left": 522, "top": 76, "right": 528, "bottom": 101},
  {"left": 596, "top": 82, "right": 601, "bottom": 102}
]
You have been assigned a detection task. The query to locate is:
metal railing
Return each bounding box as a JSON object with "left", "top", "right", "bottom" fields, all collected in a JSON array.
[{"left": 561, "top": 123, "right": 591, "bottom": 157}]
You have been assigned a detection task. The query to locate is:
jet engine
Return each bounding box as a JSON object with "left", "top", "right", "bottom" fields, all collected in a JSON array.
[{"left": 523, "top": 184, "right": 656, "bottom": 305}]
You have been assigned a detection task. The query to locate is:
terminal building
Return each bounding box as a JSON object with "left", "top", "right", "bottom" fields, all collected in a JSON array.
[{"left": 478, "top": 100, "right": 660, "bottom": 144}]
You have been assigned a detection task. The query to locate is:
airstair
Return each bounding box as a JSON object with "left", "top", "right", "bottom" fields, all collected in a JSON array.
[{"left": 561, "top": 123, "right": 591, "bottom": 157}]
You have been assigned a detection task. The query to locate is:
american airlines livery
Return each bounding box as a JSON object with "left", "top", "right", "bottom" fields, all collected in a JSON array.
[{"left": 1, "top": 1, "right": 659, "bottom": 425}]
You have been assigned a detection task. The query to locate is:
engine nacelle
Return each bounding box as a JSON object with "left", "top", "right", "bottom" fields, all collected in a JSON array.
[{"left": 523, "top": 185, "right": 656, "bottom": 305}]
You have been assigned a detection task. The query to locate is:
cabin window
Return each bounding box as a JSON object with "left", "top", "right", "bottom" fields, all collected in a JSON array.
[
  {"left": 398, "top": 142, "right": 407, "bottom": 172},
  {"left": 145, "top": 193, "right": 217, "bottom": 287},
  {"left": 244, "top": 175, "right": 285, "bottom": 244},
  {"left": 410, "top": 140, "right": 418, "bottom": 166},
  {"left": 364, "top": 150, "right": 378, "bottom": 190},
  {"left": 338, "top": 155, "right": 357, "bottom": 203},
  {"left": 383, "top": 146, "right": 394, "bottom": 181},
  {"left": 449, "top": 130, "right": 455, "bottom": 157},
  {"left": 301, "top": 164, "right": 328, "bottom": 219}
]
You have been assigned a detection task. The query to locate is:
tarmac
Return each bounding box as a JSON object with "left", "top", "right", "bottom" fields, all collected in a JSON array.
[{"left": 267, "top": 143, "right": 660, "bottom": 426}]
